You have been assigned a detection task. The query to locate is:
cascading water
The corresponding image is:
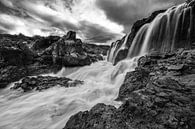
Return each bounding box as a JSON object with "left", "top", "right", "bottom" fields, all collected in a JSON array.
[
  {"left": 108, "top": 2, "right": 195, "bottom": 64},
  {"left": 107, "top": 34, "right": 130, "bottom": 63},
  {"left": 0, "top": 1, "right": 194, "bottom": 129},
  {"left": 129, "top": 3, "right": 194, "bottom": 57},
  {"left": 0, "top": 58, "right": 138, "bottom": 129}
]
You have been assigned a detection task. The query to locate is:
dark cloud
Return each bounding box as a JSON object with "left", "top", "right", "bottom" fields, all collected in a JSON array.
[
  {"left": 0, "top": 0, "right": 187, "bottom": 43},
  {"left": 96, "top": 0, "right": 185, "bottom": 33},
  {"left": 78, "top": 21, "right": 121, "bottom": 43}
]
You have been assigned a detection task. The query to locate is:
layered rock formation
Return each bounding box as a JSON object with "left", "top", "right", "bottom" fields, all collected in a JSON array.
[{"left": 64, "top": 49, "right": 195, "bottom": 129}]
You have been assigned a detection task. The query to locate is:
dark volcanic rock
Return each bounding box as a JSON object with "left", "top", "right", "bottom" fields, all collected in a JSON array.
[
  {"left": 41, "top": 32, "right": 103, "bottom": 66},
  {"left": 0, "top": 31, "right": 109, "bottom": 88},
  {"left": 0, "top": 42, "right": 36, "bottom": 66},
  {"left": 12, "top": 76, "right": 83, "bottom": 92},
  {"left": 0, "top": 66, "right": 28, "bottom": 88},
  {"left": 32, "top": 36, "right": 60, "bottom": 51},
  {"left": 64, "top": 49, "right": 195, "bottom": 129},
  {"left": 65, "top": 31, "right": 76, "bottom": 41},
  {"left": 64, "top": 103, "right": 129, "bottom": 129}
]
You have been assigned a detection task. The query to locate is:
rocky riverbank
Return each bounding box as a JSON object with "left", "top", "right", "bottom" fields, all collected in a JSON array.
[
  {"left": 64, "top": 49, "right": 195, "bottom": 129},
  {"left": 11, "top": 76, "right": 83, "bottom": 92},
  {"left": 0, "top": 31, "right": 109, "bottom": 88}
]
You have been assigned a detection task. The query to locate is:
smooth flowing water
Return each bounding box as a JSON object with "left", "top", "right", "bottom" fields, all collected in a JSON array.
[
  {"left": 0, "top": 58, "right": 138, "bottom": 129},
  {"left": 108, "top": 2, "right": 194, "bottom": 64}
]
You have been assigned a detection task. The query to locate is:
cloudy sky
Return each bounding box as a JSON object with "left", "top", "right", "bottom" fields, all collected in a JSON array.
[{"left": 0, "top": 0, "right": 184, "bottom": 43}]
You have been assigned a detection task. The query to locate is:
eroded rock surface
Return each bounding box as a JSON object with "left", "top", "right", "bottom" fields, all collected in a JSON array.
[{"left": 64, "top": 49, "right": 195, "bottom": 129}]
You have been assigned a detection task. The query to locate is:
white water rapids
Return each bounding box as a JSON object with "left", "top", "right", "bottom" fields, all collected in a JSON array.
[{"left": 0, "top": 58, "right": 138, "bottom": 129}]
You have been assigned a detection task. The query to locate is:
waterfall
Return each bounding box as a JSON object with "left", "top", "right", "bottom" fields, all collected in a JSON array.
[
  {"left": 107, "top": 34, "right": 129, "bottom": 63},
  {"left": 0, "top": 1, "right": 194, "bottom": 129},
  {"left": 0, "top": 58, "right": 139, "bottom": 129},
  {"left": 128, "top": 3, "right": 195, "bottom": 57},
  {"left": 108, "top": 2, "right": 195, "bottom": 63}
]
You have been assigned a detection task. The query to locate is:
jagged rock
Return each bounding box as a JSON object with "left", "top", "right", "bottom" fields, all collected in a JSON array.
[
  {"left": 12, "top": 76, "right": 83, "bottom": 92},
  {"left": 32, "top": 36, "right": 60, "bottom": 51},
  {"left": 64, "top": 49, "right": 195, "bottom": 129},
  {"left": 41, "top": 32, "right": 103, "bottom": 66},
  {"left": 0, "top": 32, "right": 109, "bottom": 88},
  {"left": 0, "top": 66, "right": 28, "bottom": 88},
  {"left": 64, "top": 103, "right": 129, "bottom": 129},
  {"left": 0, "top": 46, "right": 34, "bottom": 66},
  {"left": 65, "top": 31, "right": 76, "bottom": 41}
]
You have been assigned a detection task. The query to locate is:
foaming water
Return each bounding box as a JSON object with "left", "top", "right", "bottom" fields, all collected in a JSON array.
[{"left": 0, "top": 57, "right": 138, "bottom": 129}]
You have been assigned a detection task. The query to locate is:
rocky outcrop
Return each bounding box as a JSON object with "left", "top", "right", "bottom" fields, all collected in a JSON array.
[
  {"left": 64, "top": 49, "right": 195, "bottom": 129},
  {"left": 32, "top": 36, "right": 60, "bottom": 51},
  {"left": 0, "top": 31, "right": 109, "bottom": 88},
  {"left": 41, "top": 32, "right": 103, "bottom": 66},
  {"left": 12, "top": 76, "right": 83, "bottom": 92},
  {"left": 0, "top": 66, "right": 28, "bottom": 88}
]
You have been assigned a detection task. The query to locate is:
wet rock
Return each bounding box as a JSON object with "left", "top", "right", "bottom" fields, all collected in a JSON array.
[
  {"left": 12, "top": 76, "right": 83, "bottom": 92},
  {"left": 116, "top": 67, "right": 150, "bottom": 101},
  {"left": 65, "top": 49, "right": 195, "bottom": 129},
  {"left": 64, "top": 103, "right": 129, "bottom": 129}
]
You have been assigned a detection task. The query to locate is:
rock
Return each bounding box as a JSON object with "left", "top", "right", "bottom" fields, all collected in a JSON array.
[
  {"left": 166, "top": 64, "right": 185, "bottom": 71},
  {"left": 32, "top": 36, "right": 60, "bottom": 51},
  {"left": 0, "top": 66, "right": 28, "bottom": 88},
  {"left": 116, "top": 67, "right": 150, "bottom": 101},
  {"left": 65, "top": 31, "right": 76, "bottom": 41},
  {"left": 42, "top": 32, "right": 103, "bottom": 67},
  {"left": 108, "top": 0, "right": 195, "bottom": 65},
  {"left": 64, "top": 103, "right": 129, "bottom": 129},
  {"left": 64, "top": 49, "right": 195, "bottom": 129},
  {"left": 113, "top": 49, "right": 129, "bottom": 65},
  {"left": 82, "top": 43, "right": 110, "bottom": 56},
  {"left": 0, "top": 31, "right": 109, "bottom": 88},
  {"left": 108, "top": 10, "right": 166, "bottom": 64},
  {"left": 12, "top": 76, "right": 83, "bottom": 92}
]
